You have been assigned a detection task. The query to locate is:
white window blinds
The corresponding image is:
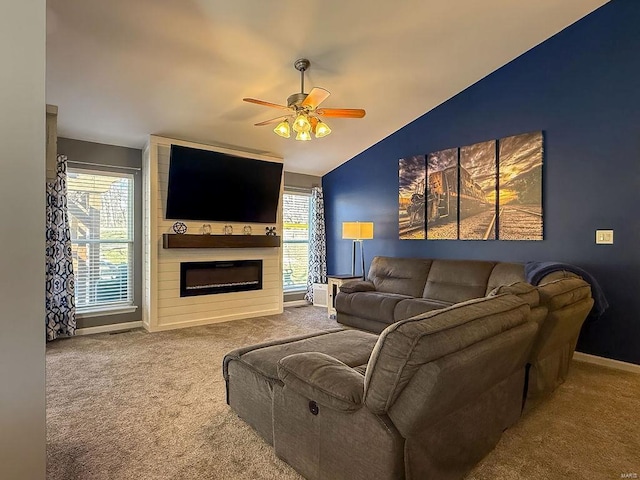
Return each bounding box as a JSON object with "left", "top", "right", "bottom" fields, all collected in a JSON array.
[
  {"left": 67, "top": 168, "right": 134, "bottom": 313},
  {"left": 282, "top": 192, "right": 310, "bottom": 291}
]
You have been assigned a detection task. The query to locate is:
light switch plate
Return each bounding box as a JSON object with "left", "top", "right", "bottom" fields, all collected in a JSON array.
[{"left": 595, "top": 230, "right": 614, "bottom": 244}]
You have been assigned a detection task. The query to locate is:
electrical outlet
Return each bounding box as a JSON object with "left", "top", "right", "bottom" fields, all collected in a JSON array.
[{"left": 595, "top": 230, "right": 614, "bottom": 244}]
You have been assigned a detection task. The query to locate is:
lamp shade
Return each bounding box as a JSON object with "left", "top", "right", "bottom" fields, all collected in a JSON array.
[{"left": 342, "top": 222, "right": 374, "bottom": 240}]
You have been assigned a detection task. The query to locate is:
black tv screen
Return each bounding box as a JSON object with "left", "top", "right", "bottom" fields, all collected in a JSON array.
[{"left": 166, "top": 145, "right": 283, "bottom": 223}]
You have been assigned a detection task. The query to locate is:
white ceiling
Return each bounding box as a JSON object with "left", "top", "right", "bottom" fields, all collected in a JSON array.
[{"left": 46, "top": 0, "right": 607, "bottom": 176}]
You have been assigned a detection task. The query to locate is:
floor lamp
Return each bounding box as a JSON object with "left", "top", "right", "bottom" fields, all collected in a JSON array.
[{"left": 342, "top": 222, "right": 374, "bottom": 277}]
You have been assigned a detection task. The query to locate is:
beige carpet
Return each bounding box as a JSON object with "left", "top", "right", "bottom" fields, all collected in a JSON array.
[{"left": 47, "top": 306, "right": 640, "bottom": 480}]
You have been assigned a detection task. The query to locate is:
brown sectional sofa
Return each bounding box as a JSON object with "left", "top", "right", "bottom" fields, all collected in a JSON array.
[
  {"left": 224, "top": 294, "right": 539, "bottom": 480},
  {"left": 336, "top": 256, "right": 594, "bottom": 409},
  {"left": 223, "top": 256, "right": 594, "bottom": 479}
]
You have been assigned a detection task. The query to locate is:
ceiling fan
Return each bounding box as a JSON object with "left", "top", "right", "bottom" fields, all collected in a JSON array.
[{"left": 243, "top": 58, "right": 366, "bottom": 141}]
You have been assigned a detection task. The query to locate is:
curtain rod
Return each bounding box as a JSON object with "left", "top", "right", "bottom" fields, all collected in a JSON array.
[{"left": 67, "top": 160, "right": 141, "bottom": 172}]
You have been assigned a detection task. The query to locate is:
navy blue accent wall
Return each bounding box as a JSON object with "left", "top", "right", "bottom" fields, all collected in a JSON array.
[{"left": 323, "top": 0, "right": 640, "bottom": 365}]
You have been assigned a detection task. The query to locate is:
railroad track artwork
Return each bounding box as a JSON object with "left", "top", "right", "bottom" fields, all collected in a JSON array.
[
  {"left": 421, "top": 205, "right": 542, "bottom": 240},
  {"left": 498, "top": 204, "right": 543, "bottom": 240},
  {"left": 458, "top": 208, "right": 496, "bottom": 240},
  {"left": 399, "top": 214, "right": 425, "bottom": 239}
]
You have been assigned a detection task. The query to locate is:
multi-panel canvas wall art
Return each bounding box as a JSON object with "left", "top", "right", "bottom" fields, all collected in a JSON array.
[
  {"left": 399, "top": 155, "right": 426, "bottom": 239},
  {"left": 459, "top": 140, "right": 497, "bottom": 240},
  {"left": 398, "top": 131, "right": 543, "bottom": 241},
  {"left": 498, "top": 132, "right": 543, "bottom": 240},
  {"left": 426, "top": 148, "right": 458, "bottom": 239}
]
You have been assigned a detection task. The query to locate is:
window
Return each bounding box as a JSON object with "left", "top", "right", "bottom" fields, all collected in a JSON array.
[
  {"left": 67, "top": 168, "right": 135, "bottom": 314},
  {"left": 282, "top": 192, "right": 310, "bottom": 291}
]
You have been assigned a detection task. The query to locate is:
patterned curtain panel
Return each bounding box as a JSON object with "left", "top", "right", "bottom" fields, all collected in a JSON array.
[
  {"left": 305, "top": 186, "right": 327, "bottom": 302},
  {"left": 46, "top": 154, "right": 76, "bottom": 341}
]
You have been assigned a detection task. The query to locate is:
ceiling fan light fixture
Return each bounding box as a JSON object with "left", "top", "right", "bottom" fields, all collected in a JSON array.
[
  {"left": 273, "top": 120, "right": 290, "bottom": 138},
  {"left": 292, "top": 113, "right": 311, "bottom": 133},
  {"left": 314, "top": 120, "right": 332, "bottom": 138},
  {"left": 244, "top": 58, "right": 365, "bottom": 141},
  {"left": 296, "top": 130, "right": 312, "bottom": 141}
]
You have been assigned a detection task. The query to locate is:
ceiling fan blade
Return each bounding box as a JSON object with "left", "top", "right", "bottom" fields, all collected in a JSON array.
[
  {"left": 254, "top": 116, "right": 288, "bottom": 126},
  {"left": 243, "top": 98, "right": 289, "bottom": 110},
  {"left": 301, "top": 87, "right": 331, "bottom": 109},
  {"left": 316, "top": 108, "right": 366, "bottom": 118}
]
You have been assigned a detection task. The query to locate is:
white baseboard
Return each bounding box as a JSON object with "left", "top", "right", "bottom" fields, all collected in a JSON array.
[
  {"left": 573, "top": 352, "right": 640, "bottom": 374},
  {"left": 76, "top": 321, "right": 143, "bottom": 336},
  {"left": 283, "top": 300, "right": 310, "bottom": 307}
]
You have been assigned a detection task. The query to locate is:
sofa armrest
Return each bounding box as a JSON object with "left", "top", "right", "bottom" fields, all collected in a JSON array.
[
  {"left": 537, "top": 270, "right": 581, "bottom": 285},
  {"left": 338, "top": 280, "right": 376, "bottom": 294},
  {"left": 278, "top": 352, "right": 365, "bottom": 411}
]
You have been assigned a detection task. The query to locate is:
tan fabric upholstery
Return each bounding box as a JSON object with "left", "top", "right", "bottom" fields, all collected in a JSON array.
[
  {"left": 422, "top": 259, "right": 497, "bottom": 303},
  {"left": 336, "top": 256, "right": 527, "bottom": 330},
  {"left": 524, "top": 277, "right": 594, "bottom": 411},
  {"left": 367, "top": 256, "right": 432, "bottom": 297},
  {"left": 224, "top": 294, "right": 538, "bottom": 480},
  {"left": 364, "top": 295, "right": 532, "bottom": 414}
]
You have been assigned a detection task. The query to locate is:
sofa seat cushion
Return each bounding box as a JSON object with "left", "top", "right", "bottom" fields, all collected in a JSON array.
[
  {"left": 235, "top": 329, "right": 378, "bottom": 382},
  {"left": 278, "top": 352, "right": 365, "bottom": 411},
  {"left": 335, "top": 291, "right": 413, "bottom": 324},
  {"left": 394, "top": 298, "right": 454, "bottom": 321}
]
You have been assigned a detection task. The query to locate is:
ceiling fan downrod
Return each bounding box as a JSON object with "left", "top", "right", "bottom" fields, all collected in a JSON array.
[
  {"left": 294, "top": 58, "right": 310, "bottom": 94},
  {"left": 287, "top": 58, "right": 311, "bottom": 108}
]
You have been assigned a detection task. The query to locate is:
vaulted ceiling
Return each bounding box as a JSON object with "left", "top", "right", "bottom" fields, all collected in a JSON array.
[{"left": 46, "top": 0, "right": 608, "bottom": 176}]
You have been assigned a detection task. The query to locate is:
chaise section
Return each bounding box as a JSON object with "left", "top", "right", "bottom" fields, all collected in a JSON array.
[
  {"left": 224, "top": 294, "right": 540, "bottom": 480},
  {"left": 223, "top": 329, "right": 378, "bottom": 444}
]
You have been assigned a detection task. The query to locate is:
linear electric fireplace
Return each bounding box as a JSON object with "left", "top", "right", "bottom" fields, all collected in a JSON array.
[{"left": 180, "top": 260, "right": 263, "bottom": 297}]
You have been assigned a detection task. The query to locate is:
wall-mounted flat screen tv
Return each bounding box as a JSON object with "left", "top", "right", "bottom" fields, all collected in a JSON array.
[{"left": 166, "top": 145, "right": 283, "bottom": 223}]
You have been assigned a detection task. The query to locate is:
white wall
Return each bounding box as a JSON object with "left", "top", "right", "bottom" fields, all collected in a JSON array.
[
  {"left": 0, "top": 1, "right": 46, "bottom": 478},
  {"left": 143, "top": 136, "right": 284, "bottom": 332}
]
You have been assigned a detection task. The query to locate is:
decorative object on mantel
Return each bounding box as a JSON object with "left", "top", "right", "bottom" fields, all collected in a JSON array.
[
  {"left": 202, "top": 224, "right": 212, "bottom": 235},
  {"left": 265, "top": 226, "right": 277, "bottom": 236},
  {"left": 172, "top": 221, "right": 187, "bottom": 234},
  {"left": 243, "top": 225, "right": 252, "bottom": 235},
  {"left": 398, "top": 130, "right": 543, "bottom": 241},
  {"left": 243, "top": 58, "right": 366, "bottom": 141},
  {"left": 224, "top": 225, "right": 233, "bottom": 235}
]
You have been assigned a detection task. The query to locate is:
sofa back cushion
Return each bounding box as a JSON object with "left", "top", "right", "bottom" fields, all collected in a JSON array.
[
  {"left": 485, "top": 262, "right": 526, "bottom": 294},
  {"left": 489, "top": 281, "right": 548, "bottom": 328},
  {"left": 368, "top": 256, "right": 432, "bottom": 298},
  {"left": 363, "top": 294, "right": 534, "bottom": 416},
  {"left": 422, "top": 259, "right": 496, "bottom": 303}
]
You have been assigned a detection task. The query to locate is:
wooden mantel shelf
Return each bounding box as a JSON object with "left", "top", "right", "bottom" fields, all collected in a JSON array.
[{"left": 162, "top": 233, "right": 281, "bottom": 249}]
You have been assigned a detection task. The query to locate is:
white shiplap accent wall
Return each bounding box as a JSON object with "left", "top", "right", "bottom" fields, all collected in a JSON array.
[{"left": 142, "top": 136, "right": 283, "bottom": 332}]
